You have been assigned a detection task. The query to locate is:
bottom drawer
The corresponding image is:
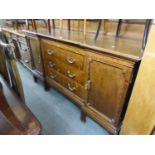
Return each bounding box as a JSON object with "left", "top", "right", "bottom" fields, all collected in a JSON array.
[
  {"left": 20, "top": 51, "right": 32, "bottom": 69},
  {"left": 47, "top": 68, "right": 86, "bottom": 99}
]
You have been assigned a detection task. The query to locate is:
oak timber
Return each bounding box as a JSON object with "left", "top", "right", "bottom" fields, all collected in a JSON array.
[{"left": 120, "top": 25, "right": 155, "bottom": 135}]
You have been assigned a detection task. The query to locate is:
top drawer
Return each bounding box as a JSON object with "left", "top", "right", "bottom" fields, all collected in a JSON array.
[{"left": 42, "top": 39, "right": 85, "bottom": 70}]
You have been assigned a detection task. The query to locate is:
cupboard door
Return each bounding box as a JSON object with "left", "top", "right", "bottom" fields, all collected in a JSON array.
[{"left": 87, "top": 58, "right": 129, "bottom": 126}]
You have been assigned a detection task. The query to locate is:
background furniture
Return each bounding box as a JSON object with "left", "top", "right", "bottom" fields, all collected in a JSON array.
[
  {"left": 0, "top": 37, "right": 25, "bottom": 103},
  {"left": 26, "top": 34, "right": 43, "bottom": 82},
  {"left": 2, "top": 27, "right": 44, "bottom": 83},
  {"left": 2, "top": 30, "right": 33, "bottom": 70},
  {"left": 0, "top": 77, "right": 41, "bottom": 135},
  {"left": 0, "top": 36, "right": 41, "bottom": 135}
]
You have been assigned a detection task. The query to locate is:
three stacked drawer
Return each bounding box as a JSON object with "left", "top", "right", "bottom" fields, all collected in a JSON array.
[{"left": 42, "top": 39, "right": 87, "bottom": 101}]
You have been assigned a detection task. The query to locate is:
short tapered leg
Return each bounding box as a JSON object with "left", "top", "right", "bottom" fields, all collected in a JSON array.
[
  {"left": 80, "top": 110, "right": 86, "bottom": 122},
  {"left": 44, "top": 81, "right": 50, "bottom": 91},
  {"left": 33, "top": 76, "right": 38, "bottom": 83}
]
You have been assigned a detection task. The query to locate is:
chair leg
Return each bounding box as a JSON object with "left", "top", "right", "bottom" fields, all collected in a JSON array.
[
  {"left": 116, "top": 19, "right": 122, "bottom": 37},
  {"left": 68, "top": 19, "right": 71, "bottom": 31},
  {"left": 52, "top": 19, "right": 55, "bottom": 29},
  {"left": 47, "top": 19, "right": 51, "bottom": 34},
  {"left": 94, "top": 19, "right": 102, "bottom": 41}
]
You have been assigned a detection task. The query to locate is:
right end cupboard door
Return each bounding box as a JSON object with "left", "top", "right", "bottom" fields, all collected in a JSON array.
[{"left": 87, "top": 56, "right": 132, "bottom": 127}]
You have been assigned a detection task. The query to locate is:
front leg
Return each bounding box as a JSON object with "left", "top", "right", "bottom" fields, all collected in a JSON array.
[
  {"left": 80, "top": 110, "right": 86, "bottom": 122},
  {"left": 44, "top": 80, "right": 50, "bottom": 91},
  {"left": 33, "top": 76, "right": 38, "bottom": 83}
]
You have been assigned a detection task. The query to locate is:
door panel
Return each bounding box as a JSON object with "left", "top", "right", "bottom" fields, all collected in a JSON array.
[{"left": 88, "top": 59, "right": 126, "bottom": 124}]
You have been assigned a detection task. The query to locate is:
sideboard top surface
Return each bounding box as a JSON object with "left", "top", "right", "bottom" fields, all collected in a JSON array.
[{"left": 2, "top": 28, "right": 143, "bottom": 62}]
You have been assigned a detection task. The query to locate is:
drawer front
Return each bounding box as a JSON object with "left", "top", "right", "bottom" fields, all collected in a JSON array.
[
  {"left": 43, "top": 41, "right": 84, "bottom": 70},
  {"left": 19, "top": 44, "right": 32, "bottom": 68},
  {"left": 47, "top": 67, "right": 86, "bottom": 99},
  {"left": 46, "top": 57, "right": 85, "bottom": 86}
]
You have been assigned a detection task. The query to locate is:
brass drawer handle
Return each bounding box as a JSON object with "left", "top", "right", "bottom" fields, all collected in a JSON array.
[
  {"left": 110, "top": 119, "right": 115, "bottom": 124},
  {"left": 67, "top": 70, "right": 76, "bottom": 78},
  {"left": 68, "top": 83, "right": 76, "bottom": 92},
  {"left": 66, "top": 56, "right": 76, "bottom": 64},
  {"left": 49, "top": 61, "right": 56, "bottom": 68},
  {"left": 24, "top": 60, "right": 29, "bottom": 63},
  {"left": 47, "top": 50, "right": 54, "bottom": 55},
  {"left": 50, "top": 72, "right": 56, "bottom": 79}
]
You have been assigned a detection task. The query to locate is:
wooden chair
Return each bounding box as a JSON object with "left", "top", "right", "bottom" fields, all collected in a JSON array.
[
  {"left": 0, "top": 34, "right": 41, "bottom": 135},
  {"left": 26, "top": 19, "right": 50, "bottom": 32},
  {"left": 116, "top": 19, "right": 152, "bottom": 51},
  {"left": 0, "top": 36, "right": 25, "bottom": 103},
  {"left": 83, "top": 19, "right": 106, "bottom": 41},
  {"left": 0, "top": 77, "right": 41, "bottom": 135}
]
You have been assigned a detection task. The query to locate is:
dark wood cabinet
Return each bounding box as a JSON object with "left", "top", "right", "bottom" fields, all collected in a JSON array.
[
  {"left": 18, "top": 39, "right": 32, "bottom": 69},
  {"left": 2, "top": 30, "right": 32, "bottom": 69},
  {"left": 27, "top": 35, "right": 43, "bottom": 77},
  {"left": 2, "top": 30, "right": 44, "bottom": 81}
]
